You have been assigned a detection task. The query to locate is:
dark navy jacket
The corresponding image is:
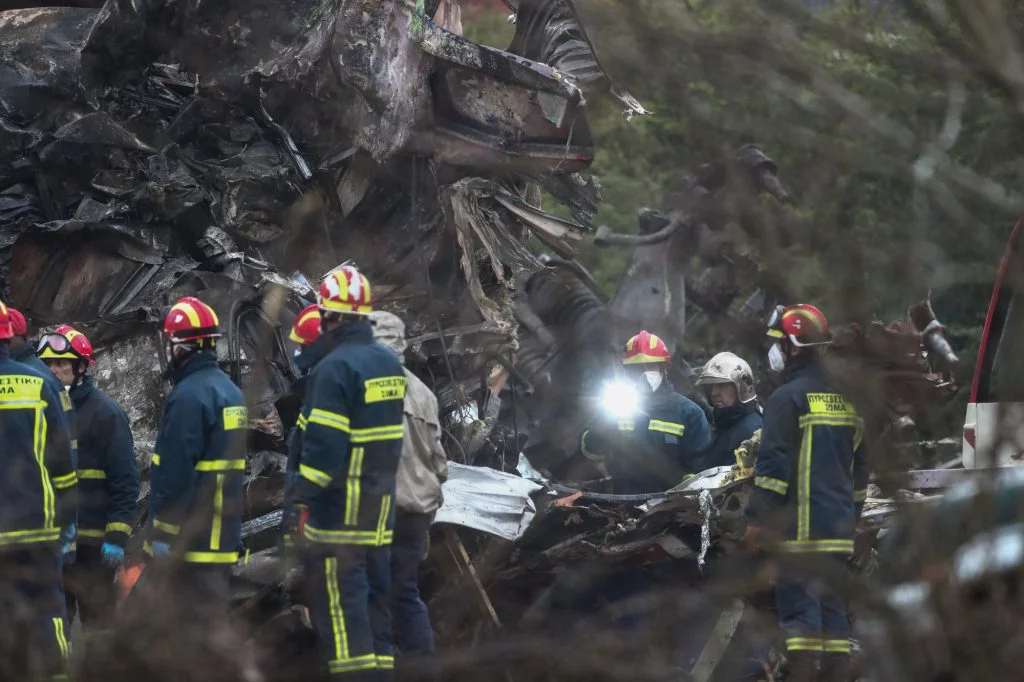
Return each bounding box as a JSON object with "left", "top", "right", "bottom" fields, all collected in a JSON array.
[
  {"left": 581, "top": 383, "right": 712, "bottom": 494},
  {"left": 697, "top": 404, "right": 763, "bottom": 471},
  {"left": 147, "top": 352, "right": 247, "bottom": 565},
  {"left": 283, "top": 333, "right": 334, "bottom": 506},
  {"left": 13, "top": 343, "right": 78, "bottom": 469},
  {"left": 0, "top": 348, "right": 77, "bottom": 550},
  {"left": 745, "top": 357, "right": 868, "bottom": 554},
  {"left": 292, "top": 321, "right": 406, "bottom": 546},
  {"left": 70, "top": 376, "right": 139, "bottom": 548}
]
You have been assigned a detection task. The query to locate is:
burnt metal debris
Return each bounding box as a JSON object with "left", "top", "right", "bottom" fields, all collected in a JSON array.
[{"left": 0, "top": 0, "right": 974, "bottom": 680}]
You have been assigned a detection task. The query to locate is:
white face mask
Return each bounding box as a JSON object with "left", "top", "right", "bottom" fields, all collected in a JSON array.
[
  {"left": 768, "top": 342, "right": 786, "bottom": 373},
  {"left": 641, "top": 370, "right": 664, "bottom": 393}
]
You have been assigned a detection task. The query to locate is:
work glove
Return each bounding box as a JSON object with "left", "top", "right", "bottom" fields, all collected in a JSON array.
[
  {"left": 281, "top": 503, "right": 310, "bottom": 554},
  {"left": 60, "top": 524, "right": 77, "bottom": 565},
  {"left": 101, "top": 542, "right": 125, "bottom": 567},
  {"left": 150, "top": 541, "right": 172, "bottom": 557}
]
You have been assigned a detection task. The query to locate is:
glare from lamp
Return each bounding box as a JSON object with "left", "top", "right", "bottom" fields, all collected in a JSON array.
[{"left": 600, "top": 379, "right": 639, "bottom": 418}]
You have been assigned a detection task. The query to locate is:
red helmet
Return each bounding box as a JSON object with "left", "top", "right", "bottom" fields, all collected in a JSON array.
[
  {"left": 0, "top": 301, "right": 14, "bottom": 341},
  {"left": 38, "top": 325, "right": 95, "bottom": 365},
  {"left": 7, "top": 308, "right": 26, "bottom": 337},
  {"left": 318, "top": 266, "right": 373, "bottom": 316},
  {"left": 767, "top": 304, "right": 831, "bottom": 347},
  {"left": 622, "top": 330, "right": 671, "bottom": 365},
  {"left": 163, "top": 296, "right": 221, "bottom": 343},
  {"left": 289, "top": 304, "right": 322, "bottom": 346}
]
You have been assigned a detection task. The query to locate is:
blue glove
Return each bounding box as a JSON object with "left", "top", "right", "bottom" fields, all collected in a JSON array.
[
  {"left": 150, "top": 541, "right": 171, "bottom": 557},
  {"left": 60, "top": 523, "right": 77, "bottom": 564},
  {"left": 101, "top": 542, "right": 125, "bottom": 567}
]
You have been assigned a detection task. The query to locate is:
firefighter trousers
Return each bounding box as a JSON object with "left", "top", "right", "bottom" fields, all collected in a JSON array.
[
  {"left": 775, "top": 554, "right": 850, "bottom": 674},
  {"left": 65, "top": 543, "right": 116, "bottom": 628},
  {"left": 0, "top": 548, "right": 70, "bottom": 681},
  {"left": 308, "top": 545, "right": 394, "bottom": 682}
]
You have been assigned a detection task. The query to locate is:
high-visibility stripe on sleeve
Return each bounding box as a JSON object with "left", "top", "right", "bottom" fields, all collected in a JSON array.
[
  {"left": 153, "top": 519, "right": 181, "bottom": 535},
  {"left": 853, "top": 488, "right": 868, "bottom": 503},
  {"left": 52, "top": 472, "right": 78, "bottom": 490},
  {"left": 824, "top": 639, "right": 851, "bottom": 653},
  {"left": 0, "top": 528, "right": 61, "bottom": 546},
  {"left": 78, "top": 469, "right": 106, "bottom": 479},
  {"left": 308, "top": 409, "right": 351, "bottom": 433},
  {"left": 79, "top": 529, "right": 105, "bottom": 539},
  {"left": 754, "top": 476, "right": 788, "bottom": 495},
  {"left": 106, "top": 522, "right": 133, "bottom": 535},
  {"left": 376, "top": 655, "right": 395, "bottom": 671},
  {"left": 786, "top": 637, "right": 824, "bottom": 652},
  {"left": 648, "top": 420, "right": 686, "bottom": 437},
  {"left": 183, "top": 551, "right": 239, "bottom": 564},
  {"left": 301, "top": 464, "right": 333, "bottom": 488},
  {"left": 195, "top": 459, "right": 246, "bottom": 472}
]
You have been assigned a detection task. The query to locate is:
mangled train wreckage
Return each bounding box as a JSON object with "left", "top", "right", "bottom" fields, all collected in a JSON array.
[{"left": 0, "top": 0, "right": 975, "bottom": 679}]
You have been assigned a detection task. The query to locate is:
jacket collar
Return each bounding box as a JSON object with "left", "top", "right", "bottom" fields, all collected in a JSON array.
[
  {"left": 295, "top": 332, "right": 335, "bottom": 375},
  {"left": 10, "top": 341, "right": 34, "bottom": 363},
  {"left": 712, "top": 402, "right": 757, "bottom": 430},
  {"left": 172, "top": 350, "right": 220, "bottom": 383},
  {"left": 69, "top": 374, "right": 95, "bottom": 407},
  {"left": 321, "top": 319, "right": 374, "bottom": 354},
  {"left": 781, "top": 353, "right": 820, "bottom": 383}
]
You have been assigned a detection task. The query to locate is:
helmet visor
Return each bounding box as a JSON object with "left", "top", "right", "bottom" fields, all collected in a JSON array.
[
  {"left": 766, "top": 305, "right": 785, "bottom": 338},
  {"left": 37, "top": 333, "right": 70, "bottom": 355}
]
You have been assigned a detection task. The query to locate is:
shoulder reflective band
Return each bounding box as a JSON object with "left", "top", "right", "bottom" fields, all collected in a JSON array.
[
  {"left": 364, "top": 376, "right": 407, "bottom": 403},
  {"left": 0, "top": 375, "right": 44, "bottom": 402},
  {"left": 223, "top": 406, "right": 248, "bottom": 431},
  {"left": 648, "top": 420, "right": 685, "bottom": 436}
]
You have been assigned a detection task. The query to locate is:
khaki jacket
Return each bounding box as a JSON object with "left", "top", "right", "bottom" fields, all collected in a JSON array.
[{"left": 396, "top": 369, "right": 448, "bottom": 514}]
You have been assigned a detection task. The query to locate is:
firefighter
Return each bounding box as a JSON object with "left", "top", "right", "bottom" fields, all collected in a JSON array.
[
  {"left": 0, "top": 300, "right": 76, "bottom": 680},
  {"left": 693, "top": 351, "right": 763, "bottom": 471},
  {"left": 369, "top": 311, "right": 447, "bottom": 680},
  {"left": 8, "top": 308, "right": 78, "bottom": 472},
  {"left": 284, "top": 266, "right": 406, "bottom": 681},
  {"left": 146, "top": 296, "right": 247, "bottom": 608},
  {"left": 37, "top": 325, "right": 139, "bottom": 627},
  {"left": 744, "top": 304, "right": 868, "bottom": 682},
  {"left": 581, "top": 330, "right": 711, "bottom": 493}
]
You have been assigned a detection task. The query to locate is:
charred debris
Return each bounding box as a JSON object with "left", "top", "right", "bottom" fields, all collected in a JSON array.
[{"left": 0, "top": 0, "right": 975, "bottom": 676}]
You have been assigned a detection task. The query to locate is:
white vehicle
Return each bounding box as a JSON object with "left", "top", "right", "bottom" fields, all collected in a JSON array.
[{"left": 963, "top": 218, "right": 1024, "bottom": 468}]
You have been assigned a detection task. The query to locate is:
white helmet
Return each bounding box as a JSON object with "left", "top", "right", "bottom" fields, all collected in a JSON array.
[{"left": 695, "top": 352, "right": 756, "bottom": 404}]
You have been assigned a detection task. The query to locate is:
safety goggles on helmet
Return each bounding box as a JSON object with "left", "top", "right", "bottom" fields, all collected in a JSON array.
[
  {"left": 37, "top": 329, "right": 96, "bottom": 365},
  {"left": 766, "top": 305, "right": 785, "bottom": 339}
]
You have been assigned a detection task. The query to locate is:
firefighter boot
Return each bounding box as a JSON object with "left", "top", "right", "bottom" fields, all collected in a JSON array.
[
  {"left": 785, "top": 651, "right": 820, "bottom": 682},
  {"left": 817, "top": 653, "right": 851, "bottom": 682}
]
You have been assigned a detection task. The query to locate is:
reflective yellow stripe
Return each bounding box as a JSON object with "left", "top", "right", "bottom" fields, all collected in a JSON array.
[
  {"left": 345, "top": 448, "right": 364, "bottom": 525},
  {"left": 781, "top": 539, "right": 855, "bottom": 553},
  {"left": 106, "top": 521, "right": 133, "bottom": 535},
  {"left": 59, "top": 392, "right": 73, "bottom": 412},
  {"left": 797, "top": 424, "right": 812, "bottom": 541},
  {"left": 52, "top": 472, "right": 78, "bottom": 490},
  {"left": 786, "top": 637, "right": 824, "bottom": 652},
  {"left": 329, "top": 656, "right": 378, "bottom": 673},
  {"left": 152, "top": 453, "right": 161, "bottom": 466},
  {"left": 0, "top": 528, "right": 61, "bottom": 546},
  {"left": 210, "top": 473, "right": 224, "bottom": 551},
  {"left": 53, "top": 617, "right": 69, "bottom": 661},
  {"left": 195, "top": 458, "right": 245, "bottom": 472},
  {"left": 304, "top": 524, "right": 393, "bottom": 546},
  {"left": 37, "top": 405, "right": 56, "bottom": 530},
  {"left": 350, "top": 425, "right": 403, "bottom": 443},
  {"left": 754, "top": 476, "right": 788, "bottom": 495},
  {"left": 377, "top": 494, "right": 392, "bottom": 546},
  {"left": 376, "top": 655, "right": 395, "bottom": 670},
  {"left": 153, "top": 519, "right": 181, "bottom": 535},
  {"left": 799, "top": 414, "right": 864, "bottom": 451},
  {"left": 648, "top": 419, "right": 686, "bottom": 437},
  {"left": 308, "top": 409, "right": 350, "bottom": 433},
  {"left": 70, "top": 439, "right": 78, "bottom": 449},
  {"left": 580, "top": 430, "right": 605, "bottom": 462},
  {"left": 325, "top": 556, "right": 349, "bottom": 661},
  {"left": 300, "top": 464, "right": 332, "bottom": 488},
  {"left": 824, "top": 639, "right": 851, "bottom": 653},
  {"left": 78, "top": 469, "right": 106, "bottom": 479},
  {"left": 79, "top": 529, "right": 105, "bottom": 539},
  {"left": 183, "top": 551, "right": 238, "bottom": 564},
  {"left": 853, "top": 488, "right": 867, "bottom": 503}
]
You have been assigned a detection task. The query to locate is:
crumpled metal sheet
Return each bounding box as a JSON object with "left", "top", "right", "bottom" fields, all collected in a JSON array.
[{"left": 434, "top": 462, "right": 543, "bottom": 541}]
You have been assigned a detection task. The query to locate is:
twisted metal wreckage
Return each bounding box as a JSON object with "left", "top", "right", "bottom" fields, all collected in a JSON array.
[{"left": 0, "top": 0, "right": 991, "bottom": 679}]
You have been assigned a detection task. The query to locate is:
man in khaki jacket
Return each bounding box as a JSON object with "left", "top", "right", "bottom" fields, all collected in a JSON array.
[{"left": 370, "top": 312, "right": 448, "bottom": 678}]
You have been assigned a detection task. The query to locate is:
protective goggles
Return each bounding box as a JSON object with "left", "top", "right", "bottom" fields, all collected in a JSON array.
[
  {"left": 766, "top": 304, "right": 786, "bottom": 338},
  {"left": 37, "top": 333, "right": 76, "bottom": 358}
]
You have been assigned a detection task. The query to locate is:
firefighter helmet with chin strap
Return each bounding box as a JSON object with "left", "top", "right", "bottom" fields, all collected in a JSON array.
[
  {"left": 289, "top": 304, "right": 322, "bottom": 346},
  {"left": 163, "top": 297, "right": 222, "bottom": 344},
  {"left": 766, "top": 304, "right": 831, "bottom": 347},
  {"left": 0, "top": 301, "right": 14, "bottom": 340},
  {"left": 37, "top": 325, "right": 96, "bottom": 365},
  {"left": 318, "top": 266, "right": 373, "bottom": 316},
  {"left": 622, "top": 330, "right": 671, "bottom": 365}
]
